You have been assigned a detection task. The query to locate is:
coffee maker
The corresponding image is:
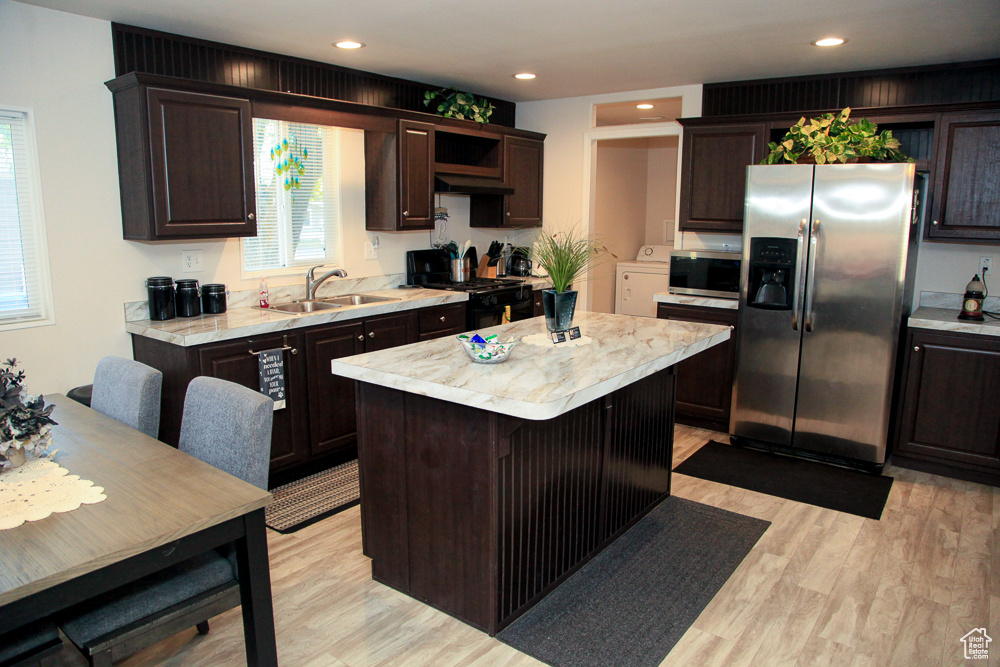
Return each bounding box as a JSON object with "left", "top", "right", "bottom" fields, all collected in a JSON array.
[{"left": 746, "top": 237, "right": 796, "bottom": 310}]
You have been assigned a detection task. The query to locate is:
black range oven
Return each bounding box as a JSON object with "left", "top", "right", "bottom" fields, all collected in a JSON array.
[{"left": 406, "top": 249, "right": 534, "bottom": 330}]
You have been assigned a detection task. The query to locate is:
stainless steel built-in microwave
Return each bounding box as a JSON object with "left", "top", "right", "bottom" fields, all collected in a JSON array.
[{"left": 668, "top": 250, "right": 742, "bottom": 299}]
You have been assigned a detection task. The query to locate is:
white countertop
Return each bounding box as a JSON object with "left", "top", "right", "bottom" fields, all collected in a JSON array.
[
  {"left": 654, "top": 292, "right": 740, "bottom": 310},
  {"left": 909, "top": 307, "right": 1000, "bottom": 338},
  {"left": 330, "top": 311, "right": 730, "bottom": 420},
  {"left": 125, "top": 288, "right": 468, "bottom": 347}
]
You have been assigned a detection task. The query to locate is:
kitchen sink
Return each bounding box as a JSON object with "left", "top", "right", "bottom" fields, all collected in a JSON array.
[
  {"left": 267, "top": 301, "right": 343, "bottom": 314},
  {"left": 318, "top": 294, "right": 401, "bottom": 306}
]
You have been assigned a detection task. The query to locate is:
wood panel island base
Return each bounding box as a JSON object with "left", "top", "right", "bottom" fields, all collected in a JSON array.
[{"left": 330, "top": 312, "right": 730, "bottom": 635}]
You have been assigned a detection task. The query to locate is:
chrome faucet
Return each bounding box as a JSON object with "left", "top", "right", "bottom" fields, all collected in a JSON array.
[{"left": 305, "top": 265, "right": 348, "bottom": 300}]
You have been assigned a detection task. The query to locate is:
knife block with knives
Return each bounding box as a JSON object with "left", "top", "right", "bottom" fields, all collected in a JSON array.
[{"left": 477, "top": 240, "right": 508, "bottom": 278}]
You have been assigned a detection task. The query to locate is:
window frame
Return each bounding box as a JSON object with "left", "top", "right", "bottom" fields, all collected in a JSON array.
[{"left": 0, "top": 105, "right": 54, "bottom": 331}]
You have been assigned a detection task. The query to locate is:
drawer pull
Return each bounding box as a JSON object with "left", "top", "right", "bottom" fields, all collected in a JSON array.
[
  {"left": 248, "top": 334, "right": 297, "bottom": 355},
  {"left": 369, "top": 331, "right": 376, "bottom": 338},
  {"left": 440, "top": 315, "right": 447, "bottom": 322},
  {"left": 913, "top": 346, "right": 920, "bottom": 351}
]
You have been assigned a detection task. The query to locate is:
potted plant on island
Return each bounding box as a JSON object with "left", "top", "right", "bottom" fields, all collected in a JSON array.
[
  {"left": 530, "top": 229, "right": 610, "bottom": 332},
  {"left": 761, "top": 107, "right": 913, "bottom": 165},
  {"left": 1, "top": 359, "right": 56, "bottom": 471}
]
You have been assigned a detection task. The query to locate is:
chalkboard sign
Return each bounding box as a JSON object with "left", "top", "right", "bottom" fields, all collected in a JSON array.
[{"left": 257, "top": 349, "right": 286, "bottom": 410}]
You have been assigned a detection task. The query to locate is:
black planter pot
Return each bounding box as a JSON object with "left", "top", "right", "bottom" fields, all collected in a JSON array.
[{"left": 542, "top": 289, "right": 578, "bottom": 332}]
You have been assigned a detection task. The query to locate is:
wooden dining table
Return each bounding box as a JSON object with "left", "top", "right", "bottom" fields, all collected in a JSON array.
[{"left": 0, "top": 394, "right": 277, "bottom": 666}]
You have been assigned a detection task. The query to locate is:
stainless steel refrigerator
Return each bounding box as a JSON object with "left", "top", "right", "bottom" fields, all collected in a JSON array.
[{"left": 730, "top": 163, "right": 924, "bottom": 469}]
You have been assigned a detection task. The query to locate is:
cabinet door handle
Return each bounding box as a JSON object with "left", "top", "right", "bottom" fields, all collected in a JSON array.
[
  {"left": 369, "top": 331, "right": 376, "bottom": 338},
  {"left": 358, "top": 334, "right": 364, "bottom": 341},
  {"left": 506, "top": 211, "right": 511, "bottom": 217},
  {"left": 403, "top": 210, "right": 409, "bottom": 217},
  {"left": 248, "top": 212, "right": 255, "bottom": 221},
  {"left": 440, "top": 315, "right": 446, "bottom": 322},
  {"left": 932, "top": 220, "right": 938, "bottom": 225},
  {"left": 913, "top": 346, "right": 920, "bottom": 351}
]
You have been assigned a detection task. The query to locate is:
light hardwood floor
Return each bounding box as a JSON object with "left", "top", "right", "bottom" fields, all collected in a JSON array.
[{"left": 52, "top": 424, "right": 996, "bottom": 666}]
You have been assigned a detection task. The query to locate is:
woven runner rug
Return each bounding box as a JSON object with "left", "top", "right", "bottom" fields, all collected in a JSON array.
[{"left": 265, "top": 459, "right": 359, "bottom": 533}]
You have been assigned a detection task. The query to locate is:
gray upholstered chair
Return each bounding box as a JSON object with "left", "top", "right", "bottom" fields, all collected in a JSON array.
[
  {"left": 60, "top": 377, "right": 273, "bottom": 666},
  {"left": 90, "top": 357, "right": 163, "bottom": 439},
  {"left": 0, "top": 622, "right": 62, "bottom": 667}
]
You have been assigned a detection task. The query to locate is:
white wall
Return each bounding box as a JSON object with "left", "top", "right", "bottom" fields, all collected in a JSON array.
[
  {"left": 592, "top": 139, "right": 649, "bottom": 313},
  {"left": 645, "top": 136, "right": 678, "bottom": 246},
  {"left": 0, "top": 2, "right": 518, "bottom": 395},
  {"left": 518, "top": 85, "right": 702, "bottom": 309}
]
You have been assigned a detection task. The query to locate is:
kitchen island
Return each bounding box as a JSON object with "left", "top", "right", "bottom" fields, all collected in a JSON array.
[{"left": 330, "top": 312, "right": 730, "bottom": 634}]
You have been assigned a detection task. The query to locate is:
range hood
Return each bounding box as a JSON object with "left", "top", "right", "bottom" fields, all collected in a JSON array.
[{"left": 434, "top": 174, "right": 514, "bottom": 195}]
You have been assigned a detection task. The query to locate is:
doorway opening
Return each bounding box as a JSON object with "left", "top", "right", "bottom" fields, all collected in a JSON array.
[{"left": 586, "top": 131, "right": 680, "bottom": 314}]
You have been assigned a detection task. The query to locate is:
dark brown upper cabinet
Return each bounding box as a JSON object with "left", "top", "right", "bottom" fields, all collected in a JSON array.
[
  {"left": 678, "top": 122, "right": 768, "bottom": 234},
  {"left": 470, "top": 136, "right": 544, "bottom": 228},
  {"left": 107, "top": 82, "right": 257, "bottom": 241},
  {"left": 366, "top": 119, "right": 435, "bottom": 231},
  {"left": 927, "top": 110, "right": 1000, "bottom": 242}
]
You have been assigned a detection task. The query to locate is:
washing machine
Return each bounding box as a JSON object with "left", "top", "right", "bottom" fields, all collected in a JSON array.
[{"left": 615, "top": 245, "right": 673, "bottom": 317}]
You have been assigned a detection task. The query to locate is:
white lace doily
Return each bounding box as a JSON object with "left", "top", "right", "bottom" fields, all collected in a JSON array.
[
  {"left": 0, "top": 458, "right": 106, "bottom": 530},
  {"left": 521, "top": 332, "right": 595, "bottom": 348}
]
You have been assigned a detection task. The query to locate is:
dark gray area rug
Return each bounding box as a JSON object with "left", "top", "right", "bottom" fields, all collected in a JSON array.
[
  {"left": 264, "top": 459, "right": 359, "bottom": 533},
  {"left": 497, "top": 496, "right": 770, "bottom": 667},
  {"left": 674, "top": 441, "right": 893, "bottom": 520}
]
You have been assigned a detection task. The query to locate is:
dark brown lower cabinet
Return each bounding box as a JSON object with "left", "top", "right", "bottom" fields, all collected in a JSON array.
[
  {"left": 358, "top": 367, "right": 676, "bottom": 635},
  {"left": 196, "top": 332, "right": 310, "bottom": 470},
  {"left": 892, "top": 329, "right": 1000, "bottom": 486},
  {"left": 656, "top": 303, "right": 738, "bottom": 432},
  {"left": 305, "top": 321, "right": 365, "bottom": 459},
  {"left": 416, "top": 302, "right": 467, "bottom": 340},
  {"left": 133, "top": 308, "right": 428, "bottom": 473}
]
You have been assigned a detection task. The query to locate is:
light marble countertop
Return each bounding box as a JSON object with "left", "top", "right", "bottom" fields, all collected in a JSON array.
[
  {"left": 330, "top": 311, "right": 730, "bottom": 420},
  {"left": 654, "top": 292, "right": 740, "bottom": 310},
  {"left": 126, "top": 288, "right": 468, "bottom": 347},
  {"left": 909, "top": 307, "right": 1000, "bottom": 338}
]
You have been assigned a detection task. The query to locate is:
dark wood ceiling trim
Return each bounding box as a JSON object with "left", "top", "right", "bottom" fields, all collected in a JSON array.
[{"left": 111, "top": 22, "right": 517, "bottom": 128}]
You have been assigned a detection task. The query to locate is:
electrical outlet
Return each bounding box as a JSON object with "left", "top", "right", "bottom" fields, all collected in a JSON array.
[
  {"left": 980, "top": 256, "right": 992, "bottom": 276},
  {"left": 181, "top": 249, "right": 203, "bottom": 273},
  {"left": 364, "top": 240, "right": 378, "bottom": 260}
]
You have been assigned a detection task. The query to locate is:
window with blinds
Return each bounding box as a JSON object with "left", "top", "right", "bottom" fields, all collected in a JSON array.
[
  {"left": 242, "top": 118, "right": 345, "bottom": 274},
  {"left": 0, "top": 107, "right": 53, "bottom": 330}
]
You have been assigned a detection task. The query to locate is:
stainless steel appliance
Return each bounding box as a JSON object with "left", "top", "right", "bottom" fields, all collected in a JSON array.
[
  {"left": 731, "top": 163, "right": 924, "bottom": 469},
  {"left": 668, "top": 250, "right": 741, "bottom": 299},
  {"left": 406, "top": 249, "right": 534, "bottom": 329}
]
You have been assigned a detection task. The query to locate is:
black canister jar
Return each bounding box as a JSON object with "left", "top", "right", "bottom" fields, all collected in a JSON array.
[
  {"left": 201, "top": 283, "right": 228, "bottom": 314},
  {"left": 146, "top": 276, "right": 175, "bottom": 321},
  {"left": 175, "top": 279, "right": 201, "bottom": 317}
]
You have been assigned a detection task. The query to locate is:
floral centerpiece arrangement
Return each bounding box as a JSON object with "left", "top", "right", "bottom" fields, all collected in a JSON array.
[{"left": 1, "top": 359, "right": 56, "bottom": 470}]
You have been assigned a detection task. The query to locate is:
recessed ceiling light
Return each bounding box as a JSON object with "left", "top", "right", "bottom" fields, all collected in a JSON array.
[
  {"left": 513, "top": 73, "right": 536, "bottom": 80},
  {"left": 812, "top": 37, "right": 846, "bottom": 47},
  {"left": 636, "top": 103, "right": 654, "bottom": 110},
  {"left": 335, "top": 41, "right": 365, "bottom": 49}
]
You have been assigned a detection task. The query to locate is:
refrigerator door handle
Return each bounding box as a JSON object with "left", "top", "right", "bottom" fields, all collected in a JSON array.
[
  {"left": 792, "top": 218, "right": 808, "bottom": 331},
  {"left": 804, "top": 219, "right": 820, "bottom": 332}
]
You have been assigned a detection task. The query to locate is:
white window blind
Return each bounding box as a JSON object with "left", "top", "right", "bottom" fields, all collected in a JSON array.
[
  {"left": 242, "top": 118, "right": 344, "bottom": 274},
  {"left": 0, "top": 107, "right": 53, "bottom": 329}
]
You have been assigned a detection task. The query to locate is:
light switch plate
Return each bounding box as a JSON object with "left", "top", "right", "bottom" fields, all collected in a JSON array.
[{"left": 364, "top": 240, "right": 378, "bottom": 260}]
